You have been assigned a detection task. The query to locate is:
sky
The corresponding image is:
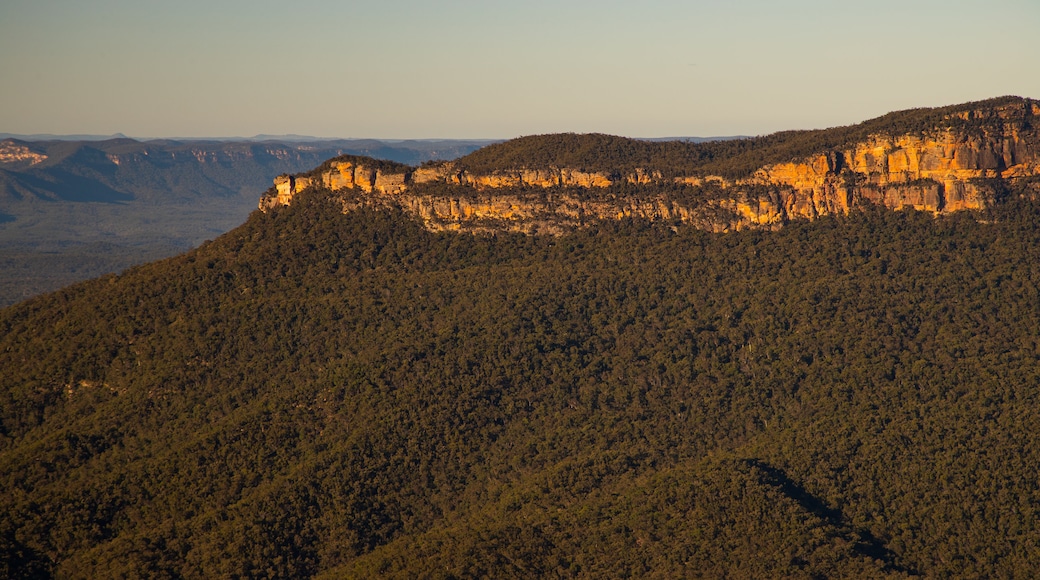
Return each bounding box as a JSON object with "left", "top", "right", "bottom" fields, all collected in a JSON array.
[{"left": 1, "top": 0, "right": 1039, "bottom": 140}]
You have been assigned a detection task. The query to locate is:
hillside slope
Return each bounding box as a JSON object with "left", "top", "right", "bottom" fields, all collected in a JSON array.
[{"left": 4, "top": 175, "right": 1040, "bottom": 576}]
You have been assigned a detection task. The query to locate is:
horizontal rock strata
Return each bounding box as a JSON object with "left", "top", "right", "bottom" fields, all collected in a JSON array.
[{"left": 260, "top": 101, "right": 1040, "bottom": 233}]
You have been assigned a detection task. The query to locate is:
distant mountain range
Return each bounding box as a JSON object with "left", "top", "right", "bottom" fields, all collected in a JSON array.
[
  {"left": 0, "top": 133, "right": 134, "bottom": 141},
  {"left": 0, "top": 137, "right": 497, "bottom": 307},
  {"left": 0, "top": 133, "right": 737, "bottom": 143}
]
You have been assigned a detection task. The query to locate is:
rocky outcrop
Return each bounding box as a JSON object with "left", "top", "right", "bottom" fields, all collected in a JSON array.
[
  {"left": 0, "top": 141, "right": 47, "bottom": 166},
  {"left": 260, "top": 160, "right": 412, "bottom": 211},
  {"left": 260, "top": 100, "right": 1040, "bottom": 233},
  {"left": 334, "top": 190, "right": 759, "bottom": 235},
  {"left": 749, "top": 128, "right": 1036, "bottom": 219}
]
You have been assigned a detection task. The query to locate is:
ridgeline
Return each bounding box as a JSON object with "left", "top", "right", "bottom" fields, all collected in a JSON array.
[{"left": 263, "top": 96, "right": 1040, "bottom": 234}]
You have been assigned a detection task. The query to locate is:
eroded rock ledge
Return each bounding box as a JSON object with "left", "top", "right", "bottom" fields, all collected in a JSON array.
[{"left": 260, "top": 101, "right": 1040, "bottom": 234}]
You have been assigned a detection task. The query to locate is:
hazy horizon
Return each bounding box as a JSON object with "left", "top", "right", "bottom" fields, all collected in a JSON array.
[
  {"left": 2, "top": 0, "right": 1038, "bottom": 139},
  {"left": 0, "top": 132, "right": 745, "bottom": 143}
]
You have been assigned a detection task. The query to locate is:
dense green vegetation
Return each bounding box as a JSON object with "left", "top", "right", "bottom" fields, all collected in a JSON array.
[
  {"left": 4, "top": 179, "right": 1040, "bottom": 576},
  {"left": 457, "top": 96, "right": 1037, "bottom": 178}
]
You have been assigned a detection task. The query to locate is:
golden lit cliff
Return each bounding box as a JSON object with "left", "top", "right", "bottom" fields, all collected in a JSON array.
[
  {"left": 260, "top": 97, "right": 1040, "bottom": 233},
  {"left": 0, "top": 140, "right": 47, "bottom": 166}
]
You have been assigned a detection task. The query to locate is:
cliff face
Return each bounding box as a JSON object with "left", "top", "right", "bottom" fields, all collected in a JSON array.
[
  {"left": 260, "top": 99, "right": 1040, "bottom": 233},
  {"left": 751, "top": 127, "right": 1036, "bottom": 220},
  {"left": 334, "top": 191, "right": 748, "bottom": 235}
]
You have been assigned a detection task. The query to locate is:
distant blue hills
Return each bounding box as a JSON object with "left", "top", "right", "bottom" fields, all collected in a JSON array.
[
  {"left": 0, "top": 135, "right": 499, "bottom": 306},
  {"left": 1, "top": 133, "right": 742, "bottom": 144}
]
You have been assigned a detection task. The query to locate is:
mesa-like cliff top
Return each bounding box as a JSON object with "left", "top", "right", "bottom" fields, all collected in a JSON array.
[{"left": 262, "top": 96, "right": 1040, "bottom": 233}]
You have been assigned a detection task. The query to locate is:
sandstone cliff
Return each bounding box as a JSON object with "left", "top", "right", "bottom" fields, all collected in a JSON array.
[{"left": 260, "top": 98, "right": 1040, "bottom": 233}]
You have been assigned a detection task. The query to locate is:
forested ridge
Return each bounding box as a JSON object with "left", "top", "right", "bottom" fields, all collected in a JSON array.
[
  {"left": 4, "top": 179, "right": 1040, "bottom": 576},
  {"left": 456, "top": 95, "right": 1036, "bottom": 178}
]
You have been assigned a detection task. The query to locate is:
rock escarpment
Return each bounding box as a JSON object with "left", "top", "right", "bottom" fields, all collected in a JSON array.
[{"left": 260, "top": 98, "right": 1040, "bottom": 233}]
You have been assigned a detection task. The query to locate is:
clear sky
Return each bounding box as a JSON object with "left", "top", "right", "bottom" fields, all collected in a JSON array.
[{"left": 2, "top": 0, "right": 1038, "bottom": 139}]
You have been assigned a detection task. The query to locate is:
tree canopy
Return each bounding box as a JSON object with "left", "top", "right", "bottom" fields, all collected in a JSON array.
[{"left": 3, "top": 179, "right": 1040, "bottom": 576}]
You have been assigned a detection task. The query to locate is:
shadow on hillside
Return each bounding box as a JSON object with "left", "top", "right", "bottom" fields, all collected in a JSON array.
[
  {"left": 4, "top": 169, "right": 133, "bottom": 203},
  {"left": 746, "top": 458, "right": 917, "bottom": 575},
  {"left": 0, "top": 529, "right": 53, "bottom": 579}
]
